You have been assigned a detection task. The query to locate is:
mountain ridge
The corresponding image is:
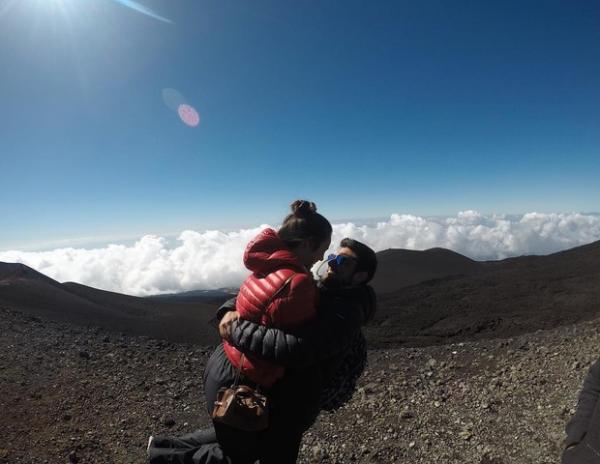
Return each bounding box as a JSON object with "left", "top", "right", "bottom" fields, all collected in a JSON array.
[{"left": 1, "top": 239, "right": 599, "bottom": 347}]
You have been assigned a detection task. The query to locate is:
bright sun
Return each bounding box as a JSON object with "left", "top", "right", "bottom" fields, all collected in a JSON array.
[{"left": 26, "top": 0, "right": 172, "bottom": 23}]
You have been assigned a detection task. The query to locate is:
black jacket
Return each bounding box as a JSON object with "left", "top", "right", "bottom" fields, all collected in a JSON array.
[
  {"left": 562, "top": 359, "right": 600, "bottom": 463},
  {"left": 222, "top": 284, "right": 376, "bottom": 368},
  {"left": 215, "top": 284, "right": 376, "bottom": 431}
]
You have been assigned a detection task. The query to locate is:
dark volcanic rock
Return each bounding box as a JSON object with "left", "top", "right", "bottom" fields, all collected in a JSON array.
[
  {"left": 2, "top": 241, "right": 600, "bottom": 463},
  {"left": 0, "top": 305, "right": 597, "bottom": 463},
  {"left": 161, "top": 416, "right": 176, "bottom": 427},
  {"left": 368, "top": 240, "right": 600, "bottom": 348}
]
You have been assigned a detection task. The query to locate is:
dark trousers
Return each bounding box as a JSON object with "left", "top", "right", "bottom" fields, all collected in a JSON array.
[
  {"left": 204, "top": 346, "right": 261, "bottom": 464},
  {"left": 562, "top": 401, "right": 600, "bottom": 464},
  {"left": 203, "top": 345, "right": 311, "bottom": 464},
  {"left": 149, "top": 343, "right": 314, "bottom": 464},
  {"left": 152, "top": 429, "right": 218, "bottom": 449},
  {"left": 562, "top": 439, "right": 600, "bottom": 464},
  {"left": 147, "top": 426, "right": 301, "bottom": 464},
  {"left": 148, "top": 429, "right": 231, "bottom": 464}
]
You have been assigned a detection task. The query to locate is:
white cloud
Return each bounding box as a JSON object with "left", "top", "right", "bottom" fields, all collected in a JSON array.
[{"left": 1, "top": 212, "right": 599, "bottom": 296}]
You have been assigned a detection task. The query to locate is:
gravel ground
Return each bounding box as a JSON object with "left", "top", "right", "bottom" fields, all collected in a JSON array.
[{"left": 1, "top": 305, "right": 598, "bottom": 464}]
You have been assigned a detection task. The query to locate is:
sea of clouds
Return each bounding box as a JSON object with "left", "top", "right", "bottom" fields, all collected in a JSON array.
[{"left": 1, "top": 211, "right": 599, "bottom": 297}]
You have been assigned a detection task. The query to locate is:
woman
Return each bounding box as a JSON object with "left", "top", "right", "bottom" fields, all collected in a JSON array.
[
  {"left": 203, "top": 200, "right": 332, "bottom": 464},
  {"left": 147, "top": 237, "right": 377, "bottom": 464}
]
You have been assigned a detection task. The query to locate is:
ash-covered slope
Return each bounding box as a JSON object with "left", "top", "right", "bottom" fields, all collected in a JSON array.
[
  {"left": 2, "top": 239, "right": 599, "bottom": 349},
  {"left": 369, "top": 240, "right": 600, "bottom": 347},
  {"left": 0, "top": 262, "right": 221, "bottom": 345},
  {"left": 0, "top": 261, "right": 63, "bottom": 286},
  {"left": 146, "top": 288, "right": 238, "bottom": 305},
  {"left": 2, "top": 242, "right": 600, "bottom": 463},
  {"left": 0, "top": 304, "right": 596, "bottom": 464},
  {"left": 371, "top": 247, "right": 481, "bottom": 294}
]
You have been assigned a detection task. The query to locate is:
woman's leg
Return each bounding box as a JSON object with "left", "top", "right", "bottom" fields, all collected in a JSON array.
[
  {"left": 203, "top": 345, "right": 260, "bottom": 464},
  {"left": 258, "top": 430, "right": 303, "bottom": 464},
  {"left": 256, "top": 368, "right": 322, "bottom": 464},
  {"left": 148, "top": 446, "right": 197, "bottom": 464},
  {"left": 148, "top": 442, "right": 232, "bottom": 464},
  {"left": 151, "top": 427, "right": 217, "bottom": 450}
]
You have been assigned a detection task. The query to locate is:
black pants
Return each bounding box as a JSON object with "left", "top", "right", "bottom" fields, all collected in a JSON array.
[
  {"left": 147, "top": 429, "right": 231, "bottom": 464},
  {"left": 147, "top": 426, "right": 301, "bottom": 464},
  {"left": 562, "top": 402, "right": 600, "bottom": 464},
  {"left": 203, "top": 345, "right": 261, "bottom": 464},
  {"left": 203, "top": 345, "right": 311, "bottom": 464}
]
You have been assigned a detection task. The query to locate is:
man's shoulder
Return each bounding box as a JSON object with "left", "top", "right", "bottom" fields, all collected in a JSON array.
[
  {"left": 320, "top": 284, "right": 375, "bottom": 303},
  {"left": 317, "top": 284, "right": 376, "bottom": 322}
]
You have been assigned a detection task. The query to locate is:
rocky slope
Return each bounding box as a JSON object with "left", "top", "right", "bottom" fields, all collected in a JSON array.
[
  {"left": 368, "top": 240, "right": 600, "bottom": 348},
  {"left": 0, "top": 263, "right": 221, "bottom": 345},
  {"left": 3, "top": 240, "right": 600, "bottom": 351},
  {"left": 1, "top": 305, "right": 597, "bottom": 464}
]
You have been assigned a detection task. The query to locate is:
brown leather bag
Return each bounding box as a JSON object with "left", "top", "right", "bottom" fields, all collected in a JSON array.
[
  {"left": 212, "top": 384, "right": 269, "bottom": 431},
  {"left": 211, "top": 273, "right": 296, "bottom": 432}
]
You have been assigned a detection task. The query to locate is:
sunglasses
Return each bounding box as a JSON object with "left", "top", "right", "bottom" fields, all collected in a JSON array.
[{"left": 326, "top": 253, "right": 357, "bottom": 270}]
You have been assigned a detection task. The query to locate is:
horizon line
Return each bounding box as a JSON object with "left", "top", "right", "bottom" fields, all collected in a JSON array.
[{"left": 2, "top": 210, "right": 599, "bottom": 253}]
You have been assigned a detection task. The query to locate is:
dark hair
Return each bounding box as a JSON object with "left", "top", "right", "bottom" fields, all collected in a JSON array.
[
  {"left": 278, "top": 200, "right": 332, "bottom": 250},
  {"left": 340, "top": 238, "right": 377, "bottom": 283}
]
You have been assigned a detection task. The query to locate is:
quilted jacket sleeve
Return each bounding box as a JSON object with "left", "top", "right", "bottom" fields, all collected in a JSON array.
[
  {"left": 268, "top": 273, "right": 317, "bottom": 328},
  {"left": 228, "top": 299, "right": 366, "bottom": 368}
]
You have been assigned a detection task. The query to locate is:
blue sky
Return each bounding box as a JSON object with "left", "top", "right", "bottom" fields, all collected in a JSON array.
[{"left": 1, "top": 0, "right": 599, "bottom": 251}]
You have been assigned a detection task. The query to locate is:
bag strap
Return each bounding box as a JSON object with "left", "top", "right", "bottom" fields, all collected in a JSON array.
[
  {"left": 232, "top": 272, "right": 297, "bottom": 387},
  {"left": 262, "top": 272, "right": 297, "bottom": 323}
]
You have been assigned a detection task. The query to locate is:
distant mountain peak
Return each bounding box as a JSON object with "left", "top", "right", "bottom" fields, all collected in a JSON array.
[
  {"left": 376, "top": 247, "right": 475, "bottom": 261},
  {"left": 371, "top": 247, "right": 479, "bottom": 294},
  {"left": 0, "top": 262, "right": 61, "bottom": 286}
]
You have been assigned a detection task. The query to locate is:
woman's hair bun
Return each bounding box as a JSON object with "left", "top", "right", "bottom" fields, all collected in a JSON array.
[
  {"left": 290, "top": 200, "right": 317, "bottom": 218},
  {"left": 279, "top": 199, "right": 332, "bottom": 249}
]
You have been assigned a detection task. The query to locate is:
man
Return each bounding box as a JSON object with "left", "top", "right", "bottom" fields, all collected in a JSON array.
[
  {"left": 148, "top": 238, "right": 377, "bottom": 464},
  {"left": 562, "top": 358, "right": 600, "bottom": 463}
]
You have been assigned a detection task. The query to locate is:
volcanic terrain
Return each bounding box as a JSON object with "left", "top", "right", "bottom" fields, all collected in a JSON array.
[{"left": 1, "top": 240, "right": 599, "bottom": 463}]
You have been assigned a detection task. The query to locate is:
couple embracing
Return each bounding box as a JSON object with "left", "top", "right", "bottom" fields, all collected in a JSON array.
[{"left": 149, "top": 200, "right": 378, "bottom": 463}]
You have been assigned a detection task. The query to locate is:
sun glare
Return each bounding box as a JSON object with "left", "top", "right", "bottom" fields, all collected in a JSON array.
[
  {"left": 30, "top": 0, "right": 72, "bottom": 17},
  {"left": 39, "top": 0, "right": 68, "bottom": 10}
]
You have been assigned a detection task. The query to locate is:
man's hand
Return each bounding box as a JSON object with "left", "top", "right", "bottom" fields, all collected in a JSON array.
[{"left": 219, "top": 310, "right": 241, "bottom": 340}]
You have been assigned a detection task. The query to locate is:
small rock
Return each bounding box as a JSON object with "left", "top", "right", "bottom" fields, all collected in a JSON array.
[
  {"left": 459, "top": 430, "right": 473, "bottom": 440},
  {"left": 362, "top": 382, "right": 378, "bottom": 394},
  {"left": 400, "top": 409, "right": 414, "bottom": 419},
  {"left": 68, "top": 451, "right": 78, "bottom": 463},
  {"left": 161, "top": 416, "right": 175, "bottom": 427}
]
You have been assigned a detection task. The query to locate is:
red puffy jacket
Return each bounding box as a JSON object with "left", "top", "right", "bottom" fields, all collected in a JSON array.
[{"left": 223, "top": 228, "right": 318, "bottom": 386}]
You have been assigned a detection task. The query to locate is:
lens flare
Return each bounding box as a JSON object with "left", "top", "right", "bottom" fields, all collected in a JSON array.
[
  {"left": 161, "top": 88, "right": 184, "bottom": 112},
  {"left": 178, "top": 104, "right": 200, "bottom": 127},
  {"left": 162, "top": 88, "right": 200, "bottom": 127},
  {"left": 110, "top": 0, "right": 172, "bottom": 23}
]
